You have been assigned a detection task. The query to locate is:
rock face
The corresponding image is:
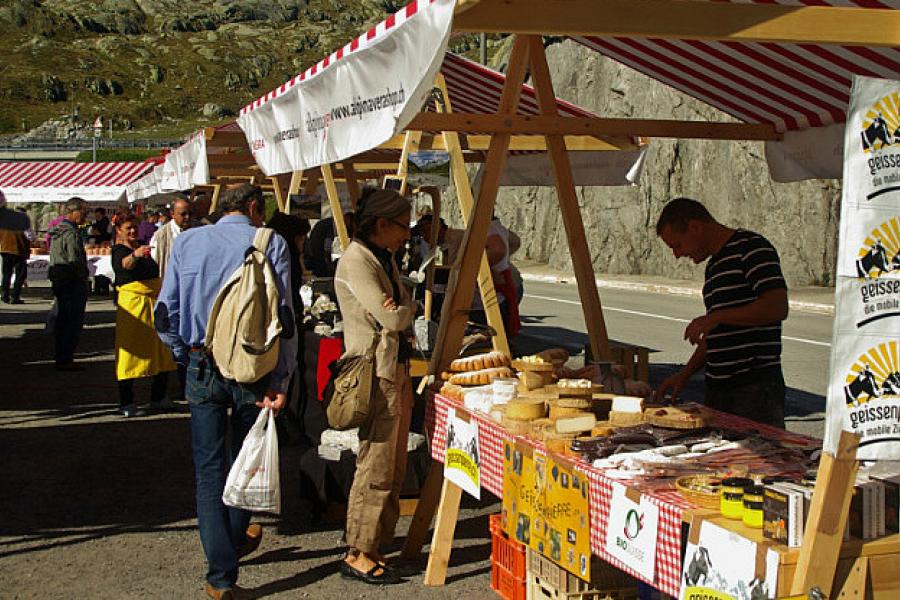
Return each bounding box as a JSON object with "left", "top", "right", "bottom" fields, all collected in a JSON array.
[{"left": 484, "top": 40, "right": 840, "bottom": 287}]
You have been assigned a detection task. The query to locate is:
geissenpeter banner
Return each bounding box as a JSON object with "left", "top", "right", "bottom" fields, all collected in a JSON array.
[{"left": 825, "top": 75, "right": 900, "bottom": 460}]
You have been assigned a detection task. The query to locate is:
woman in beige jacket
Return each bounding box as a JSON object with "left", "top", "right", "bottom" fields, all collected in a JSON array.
[{"left": 334, "top": 188, "right": 414, "bottom": 585}]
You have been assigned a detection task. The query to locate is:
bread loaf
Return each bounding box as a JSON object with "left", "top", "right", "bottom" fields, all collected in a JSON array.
[
  {"left": 448, "top": 366, "right": 514, "bottom": 386},
  {"left": 449, "top": 351, "right": 511, "bottom": 372}
]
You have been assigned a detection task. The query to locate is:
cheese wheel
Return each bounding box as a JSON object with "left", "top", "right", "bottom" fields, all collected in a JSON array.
[
  {"left": 556, "top": 397, "right": 592, "bottom": 409},
  {"left": 505, "top": 398, "right": 547, "bottom": 421},
  {"left": 529, "top": 418, "right": 555, "bottom": 438},
  {"left": 609, "top": 410, "right": 644, "bottom": 427},
  {"left": 501, "top": 416, "right": 533, "bottom": 435},
  {"left": 549, "top": 403, "right": 585, "bottom": 420},
  {"left": 611, "top": 395, "right": 644, "bottom": 414},
  {"left": 591, "top": 422, "right": 615, "bottom": 437},
  {"left": 545, "top": 437, "right": 571, "bottom": 455},
  {"left": 555, "top": 412, "right": 597, "bottom": 434}
]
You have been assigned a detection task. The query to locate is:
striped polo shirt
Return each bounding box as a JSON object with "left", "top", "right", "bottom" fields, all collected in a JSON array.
[{"left": 703, "top": 229, "right": 787, "bottom": 389}]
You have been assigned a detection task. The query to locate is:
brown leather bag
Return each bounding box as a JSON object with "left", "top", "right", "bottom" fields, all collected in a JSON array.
[{"left": 323, "top": 335, "right": 378, "bottom": 431}]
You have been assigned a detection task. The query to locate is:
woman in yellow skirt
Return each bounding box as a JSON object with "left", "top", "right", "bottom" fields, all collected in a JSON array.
[{"left": 112, "top": 213, "right": 176, "bottom": 417}]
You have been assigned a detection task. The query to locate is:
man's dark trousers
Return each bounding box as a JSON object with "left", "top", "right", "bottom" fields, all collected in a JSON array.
[
  {"left": 53, "top": 279, "right": 88, "bottom": 365},
  {"left": 1, "top": 252, "right": 26, "bottom": 301}
]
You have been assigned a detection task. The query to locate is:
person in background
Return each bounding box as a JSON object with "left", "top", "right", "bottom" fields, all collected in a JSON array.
[
  {"left": 155, "top": 184, "right": 297, "bottom": 600},
  {"left": 267, "top": 211, "right": 311, "bottom": 316},
  {"left": 156, "top": 208, "right": 170, "bottom": 228},
  {"left": 87, "top": 207, "right": 114, "bottom": 296},
  {"left": 48, "top": 197, "right": 89, "bottom": 371},
  {"left": 304, "top": 212, "right": 355, "bottom": 277},
  {"left": 45, "top": 211, "right": 66, "bottom": 249},
  {"left": 334, "top": 188, "right": 413, "bottom": 585},
  {"left": 87, "top": 207, "right": 112, "bottom": 245},
  {"left": 150, "top": 197, "right": 192, "bottom": 283},
  {"left": 150, "top": 197, "right": 194, "bottom": 401},
  {"left": 137, "top": 212, "right": 158, "bottom": 245},
  {"left": 654, "top": 197, "right": 789, "bottom": 428},
  {"left": 111, "top": 214, "right": 176, "bottom": 417},
  {"left": 0, "top": 190, "right": 30, "bottom": 304}
]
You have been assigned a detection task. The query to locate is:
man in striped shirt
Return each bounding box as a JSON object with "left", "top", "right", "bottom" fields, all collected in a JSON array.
[{"left": 654, "top": 198, "right": 788, "bottom": 428}]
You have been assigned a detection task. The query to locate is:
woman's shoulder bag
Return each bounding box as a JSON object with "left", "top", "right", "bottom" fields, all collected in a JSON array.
[{"left": 323, "top": 334, "right": 378, "bottom": 431}]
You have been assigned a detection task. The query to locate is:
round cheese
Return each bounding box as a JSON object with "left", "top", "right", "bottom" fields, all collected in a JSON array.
[{"left": 504, "top": 398, "right": 547, "bottom": 421}]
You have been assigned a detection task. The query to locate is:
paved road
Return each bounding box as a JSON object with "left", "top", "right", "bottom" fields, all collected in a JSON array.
[{"left": 517, "top": 280, "right": 833, "bottom": 438}]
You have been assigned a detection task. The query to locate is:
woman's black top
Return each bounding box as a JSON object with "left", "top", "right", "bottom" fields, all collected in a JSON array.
[{"left": 112, "top": 244, "right": 159, "bottom": 287}]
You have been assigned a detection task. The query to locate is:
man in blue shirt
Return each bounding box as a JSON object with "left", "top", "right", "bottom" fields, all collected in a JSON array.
[{"left": 155, "top": 184, "right": 297, "bottom": 599}]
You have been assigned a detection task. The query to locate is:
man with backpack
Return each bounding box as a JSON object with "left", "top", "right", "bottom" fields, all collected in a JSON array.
[{"left": 154, "top": 184, "right": 297, "bottom": 600}]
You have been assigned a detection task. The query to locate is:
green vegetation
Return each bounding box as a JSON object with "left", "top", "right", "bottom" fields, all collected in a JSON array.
[
  {"left": 0, "top": 1, "right": 504, "bottom": 138},
  {"left": 74, "top": 148, "right": 163, "bottom": 162}
]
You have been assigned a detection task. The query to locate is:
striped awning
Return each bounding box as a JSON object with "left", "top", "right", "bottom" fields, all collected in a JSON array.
[
  {"left": 439, "top": 51, "right": 596, "bottom": 119},
  {"left": 0, "top": 161, "right": 152, "bottom": 204}
]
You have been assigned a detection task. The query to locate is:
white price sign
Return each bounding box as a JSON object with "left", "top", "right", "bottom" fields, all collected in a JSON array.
[{"left": 604, "top": 482, "right": 660, "bottom": 582}]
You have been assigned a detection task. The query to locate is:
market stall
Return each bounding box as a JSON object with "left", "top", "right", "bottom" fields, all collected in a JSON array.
[
  {"left": 228, "top": 0, "right": 900, "bottom": 598},
  {"left": 0, "top": 161, "right": 152, "bottom": 204}
]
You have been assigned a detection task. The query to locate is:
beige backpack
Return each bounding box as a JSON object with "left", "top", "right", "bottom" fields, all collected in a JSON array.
[{"left": 205, "top": 227, "right": 282, "bottom": 383}]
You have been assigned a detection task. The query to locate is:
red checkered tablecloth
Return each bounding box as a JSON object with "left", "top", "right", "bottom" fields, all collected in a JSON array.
[
  {"left": 427, "top": 394, "right": 819, "bottom": 597},
  {"left": 428, "top": 394, "right": 689, "bottom": 597}
]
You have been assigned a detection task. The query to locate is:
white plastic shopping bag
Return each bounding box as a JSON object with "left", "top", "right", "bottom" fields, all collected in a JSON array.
[{"left": 222, "top": 407, "right": 280, "bottom": 513}]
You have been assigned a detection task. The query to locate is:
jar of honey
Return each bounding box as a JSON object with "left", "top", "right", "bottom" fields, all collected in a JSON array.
[
  {"left": 720, "top": 477, "right": 753, "bottom": 519},
  {"left": 742, "top": 485, "right": 765, "bottom": 528}
]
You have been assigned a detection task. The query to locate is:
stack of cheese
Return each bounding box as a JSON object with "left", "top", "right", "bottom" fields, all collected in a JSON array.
[
  {"left": 502, "top": 396, "right": 548, "bottom": 434},
  {"left": 608, "top": 395, "right": 645, "bottom": 427}
]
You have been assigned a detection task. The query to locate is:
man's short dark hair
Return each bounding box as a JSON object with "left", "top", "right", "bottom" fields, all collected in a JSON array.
[
  {"left": 64, "top": 197, "right": 87, "bottom": 214},
  {"left": 656, "top": 197, "right": 715, "bottom": 235},
  {"left": 219, "top": 184, "right": 263, "bottom": 214},
  {"left": 95, "top": 207, "right": 106, "bottom": 216}
]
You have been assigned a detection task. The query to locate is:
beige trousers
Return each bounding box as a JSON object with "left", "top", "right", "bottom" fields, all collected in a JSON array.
[{"left": 345, "top": 364, "right": 413, "bottom": 554}]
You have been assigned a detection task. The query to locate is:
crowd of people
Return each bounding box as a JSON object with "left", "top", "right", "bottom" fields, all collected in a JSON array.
[{"left": 0, "top": 183, "right": 791, "bottom": 598}]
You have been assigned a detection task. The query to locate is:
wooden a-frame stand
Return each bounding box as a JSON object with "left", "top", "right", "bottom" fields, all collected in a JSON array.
[{"left": 398, "top": 34, "right": 614, "bottom": 584}]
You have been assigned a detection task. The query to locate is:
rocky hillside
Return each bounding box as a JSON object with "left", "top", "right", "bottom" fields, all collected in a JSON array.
[
  {"left": 0, "top": 0, "right": 482, "bottom": 135},
  {"left": 484, "top": 40, "right": 840, "bottom": 287}
]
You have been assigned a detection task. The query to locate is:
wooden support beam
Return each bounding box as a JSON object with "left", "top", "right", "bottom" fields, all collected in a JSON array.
[
  {"left": 270, "top": 176, "right": 286, "bottom": 213},
  {"left": 321, "top": 164, "right": 349, "bottom": 250},
  {"left": 434, "top": 72, "right": 510, "bottom": 357},
  {"left": 209, "top": 183, "right": 222, "bottom": 214},
  {"left": 382, "top": 132, "right": 636, "bottom": 151},
  {"left": 790, "top": 430, "right": 861, "bottom": 597},
  {"left": 406, "top": 112, "right": 780, "bottom": 142},
  {"left": 423, "top": 479, "right": 463, "bottom": 586},
  {"left": 526, "top": 36, "right": 612, "bottom": 361},
  {"left": 397, "top": 130, "right": 423, "bottom": 196},
  {"left": 400, "top": 460, "right": 445, "bottom": 561},
  {"left": 453, "top": 0, "right": 900, "bottom": 47},
  {"left": 288, "top": 170, "right": 303, "bottom": 196},
  {"left": 420, "top": 36, "right": 530, "bottom": 587}
]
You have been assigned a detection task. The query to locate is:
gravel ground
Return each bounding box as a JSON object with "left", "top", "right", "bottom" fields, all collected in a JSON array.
[{"left": 0, "top": 283, "right": 498, "bottom": 599}]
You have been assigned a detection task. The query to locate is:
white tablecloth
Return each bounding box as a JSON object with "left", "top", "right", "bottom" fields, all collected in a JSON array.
[{"left": 25, "top": 255, "right": 114, "bottom": 281}]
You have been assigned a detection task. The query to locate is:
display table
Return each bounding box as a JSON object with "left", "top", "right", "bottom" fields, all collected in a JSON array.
[{"left": 425, "top": 393, "right": 874, "bottom": 598}]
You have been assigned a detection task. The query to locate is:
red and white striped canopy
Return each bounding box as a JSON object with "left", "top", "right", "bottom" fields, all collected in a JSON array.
[
  {"left": 0, "top": 161, "right": 152, "bottom": 204},
  {"left": 438, "top": 52, "right": 596, "bottom": 119},
  {"left": 573, "top": 0, "right": 900, "bottom": 133}
]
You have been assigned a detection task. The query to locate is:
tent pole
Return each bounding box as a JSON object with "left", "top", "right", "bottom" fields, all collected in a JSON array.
[
  {"left": 421, "top": 35, "right": 530, "bottom": 587},
  {"left": 270, "top": 176, "right": 287, "bottom": 213},
  {"left": 321, "top": 163, "right": 350, "bottom": 250},
  {"left": 433, "top": 71, "right": 510, "bottom": 357},
  {"left": 397, "top": 130, "right": 422, "bottom": 196},
  {"left": 526, "top": 35, "right": 612, "bottom": 361},
  {"left": 209, "top": 184, "right": 222, "bottom": 215}
]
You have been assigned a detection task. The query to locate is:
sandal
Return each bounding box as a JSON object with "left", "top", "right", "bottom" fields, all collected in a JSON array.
[{"left": 339, "top": 560, "right": 402, "bottom": 585}]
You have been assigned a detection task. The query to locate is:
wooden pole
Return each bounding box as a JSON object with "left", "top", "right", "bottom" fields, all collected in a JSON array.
[
  {"left": 417, "top": 36, "right": 530, "bottom": 586},
  {"left": 525, "top": 36, "right": 612, "bottom": 361},
  {"left": 209, "top": 183, "right": 222, "bottom": 214},
  {"left": 288, "top": 169, "right": 304, "bottom": 197},
  {"left": 397, "top": 130, "right": 422, "bottom": 196},
  {"left": 270, "top": 176, "right": 287, "bottom": 213},
  {"left": 321, "top": 163, "right": 350, "bottom": 250},
  {"left": 789, "top": 430, "right": 861, "bottom": 597},
  {"left": 433, "top": 71, "right": 511, "bottom": 357}
]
